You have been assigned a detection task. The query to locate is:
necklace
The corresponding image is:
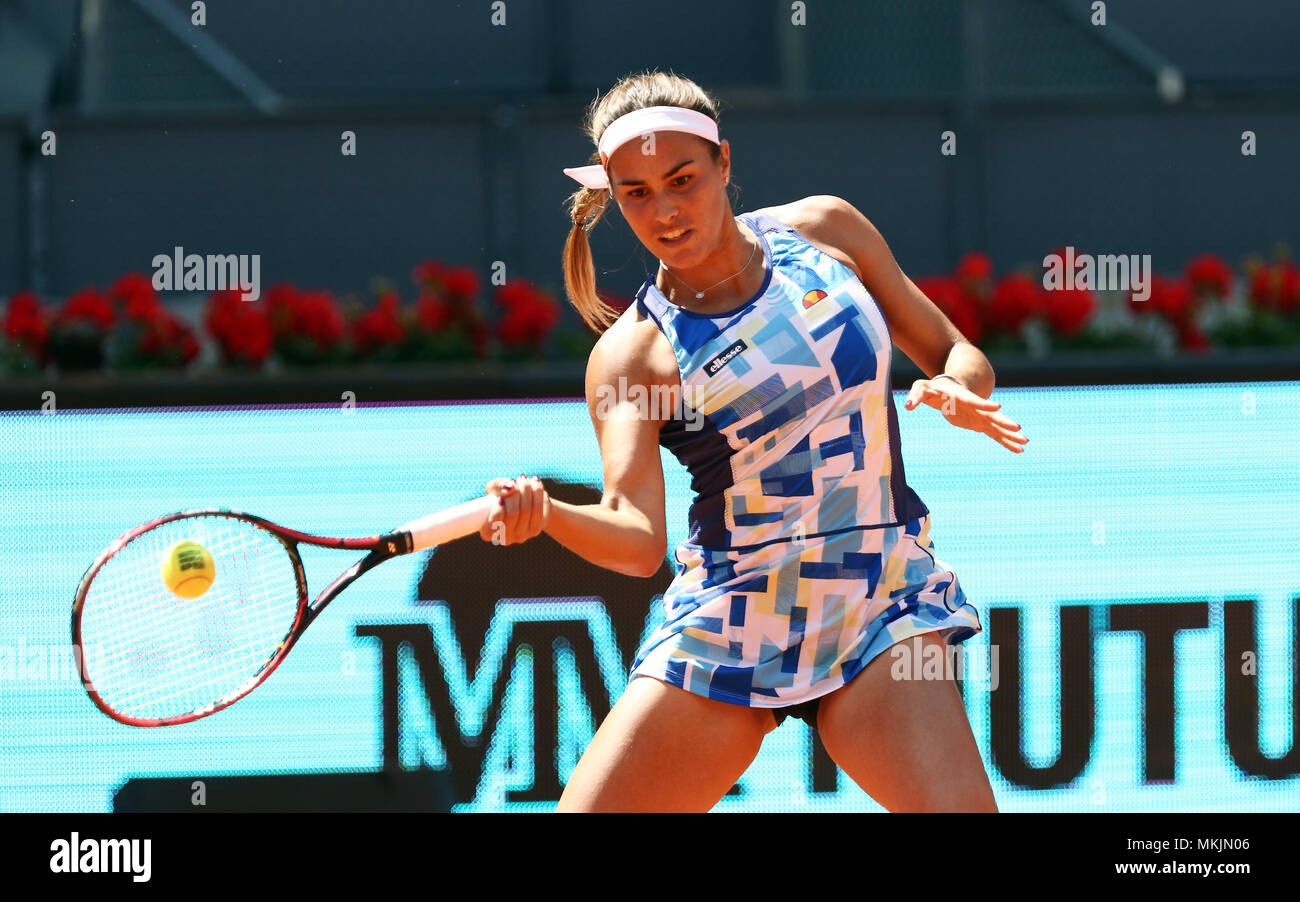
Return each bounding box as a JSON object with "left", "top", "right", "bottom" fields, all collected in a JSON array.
[{"left": 659, "top": 219, "right": 760, "bottom": 300}]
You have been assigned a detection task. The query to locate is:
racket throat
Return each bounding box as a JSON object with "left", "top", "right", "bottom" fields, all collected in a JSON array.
[{"left": 376, "top": 530, "right": 415, "bottom": 556}]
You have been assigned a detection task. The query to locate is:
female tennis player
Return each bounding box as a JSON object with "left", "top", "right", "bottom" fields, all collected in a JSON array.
[{"left": 479, "top": 70, "right": 1026, "bottom": 812}]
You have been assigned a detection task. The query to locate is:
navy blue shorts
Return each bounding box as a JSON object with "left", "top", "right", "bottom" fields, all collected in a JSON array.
[{"left": 771, "top": 696, "right": 821, "bottom": 731}]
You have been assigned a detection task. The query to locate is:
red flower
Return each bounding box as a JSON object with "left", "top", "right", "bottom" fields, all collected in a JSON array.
[
  {"left": 1044, "top": 285, "right": 1096, "bottom": 336},
  {"left": 1136, "top": 275, "right": 1194, "bottom": 322},
  {"left": 137, "top": 309, "right": 200, "bottom": 365},
  {"left": 409, "top": 261, "right": 490, "bottom": 355},
  {"left": 496, "top": 279, "right": 560, "bottom": 349},
  {"left": 413, "top": 260, "right": 479, "bottom": 305},
  {"left": 413, "top": 288, "right": 488, "bottom": 356},
  {"left": 230, "top": 315, "right": 272, "bottom": 364},
  {"left": 291, "top": 290, "right": 345, "bottom": 350},
  {"left": 954, "top": 252, "right": 993, "bottom": 290},
  {"left": 412, "top": 260, "right": 446, "bottom": 288},
  {"left": 123, "top": 292, "right": 160, "bottom": 321},
  {"left": 1184, "top": 254, "right": 1233, "bottom": 300},
  {"left": 257, "top": 284, "right": 344, "bottom": 351},
  {"left": 54, "top": 286, "right": 114, "bottom": 330},
  {"left": 205, "top": 289, "right": 272, "bottom": 366},
  {"left": 263, "top": 282, "right": 301, "bottom": 338},
  {"left": 5, "top": 291, "right": 49, "bottom": 351},
  {"left": 1249, "top": 261, "right": 1300, "bottom": 315},
  {"left": 180, "top": 330, "right": 200, "bottom": 363},
  {"left": 441, "top": 267, "right": 479, "bottom": 303},
  {"left": 1175, "top": 318, "right": 1212, "bottom": 353},
  {"left": 988, "top": 274, "right": 1046, "bottom": 334},
  {"left": 205, "top": 289, "right": 237, "bottom": 341},
  {"left": 352, "top": 291, "right": 406, "bottom": 353},
  {"left": 915, "top": 275, "right": 982, "bottom": 344},
  {"left": 109, "top": 272, "right": 161, "bottom": 320},
  {"left": 415, "top": 292, "right": 452, "bottom": 333}
]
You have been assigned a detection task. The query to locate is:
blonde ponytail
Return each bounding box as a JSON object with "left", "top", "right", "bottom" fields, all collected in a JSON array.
[{"left": 563, "top": 184, "right": 621, "bottom": 333}]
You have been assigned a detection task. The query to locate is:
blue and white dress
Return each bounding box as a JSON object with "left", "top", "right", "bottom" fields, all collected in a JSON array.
[{"left": 628, "top": 209, "right": 982, "bottom": 708}]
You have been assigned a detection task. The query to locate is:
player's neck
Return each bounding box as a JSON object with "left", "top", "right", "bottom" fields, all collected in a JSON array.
[{"left": 656, "top": 217, "right": 765, "bottom": 314}]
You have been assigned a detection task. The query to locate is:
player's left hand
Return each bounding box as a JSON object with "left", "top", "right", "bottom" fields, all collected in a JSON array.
[{"left": 904, "top": 378, "right": 1028, "bottom": 454}]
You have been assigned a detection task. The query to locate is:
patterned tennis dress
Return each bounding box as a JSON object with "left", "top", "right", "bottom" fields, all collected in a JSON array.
[{"left": 628, "top": 209, "right": 982, "bottom": 709}]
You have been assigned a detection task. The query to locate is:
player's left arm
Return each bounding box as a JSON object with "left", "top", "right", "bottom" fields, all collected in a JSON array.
[
  {"left": 791, "top": 194, "right": 992, "bottom": 398},
  {"left": 792, "top": 194, "right": 1027, "bottom": 453}
]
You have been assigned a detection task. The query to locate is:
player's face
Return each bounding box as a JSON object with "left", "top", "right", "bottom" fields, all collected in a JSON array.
[{"left": 607, "top": 131, "right": 730, "bottom": 266}]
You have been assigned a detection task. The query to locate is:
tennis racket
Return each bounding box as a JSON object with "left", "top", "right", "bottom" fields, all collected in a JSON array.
[{"left": 71, "top": 495, "right": 496, "bottom": 727}]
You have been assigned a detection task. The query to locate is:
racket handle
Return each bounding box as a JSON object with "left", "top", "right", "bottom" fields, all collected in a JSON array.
[{"left": 399, "top": 495, "right": 497, "bottom": 552}]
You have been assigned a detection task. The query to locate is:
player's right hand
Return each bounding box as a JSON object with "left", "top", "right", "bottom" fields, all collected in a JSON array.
[{"left": 480, "top": 475, "right": 551, "bottom": 545}]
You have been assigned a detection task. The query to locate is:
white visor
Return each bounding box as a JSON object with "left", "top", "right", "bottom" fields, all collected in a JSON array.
[{"left": 563, "top": 105, "right": 720, "bottom": 190}]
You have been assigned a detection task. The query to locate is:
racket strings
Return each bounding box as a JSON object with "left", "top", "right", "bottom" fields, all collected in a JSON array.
[
  {"left": 88, "top": 527, "right": 284, "bottom": 662},
  {"left": 78, "top": 515, "right": 303, "bottom": 721}
]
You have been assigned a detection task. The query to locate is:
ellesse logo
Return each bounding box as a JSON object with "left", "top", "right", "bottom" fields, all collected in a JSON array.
[
  {"left": 803, "top": 289, "right": 827, "bottom": 308},
  {"left": 704, "top": 339, "right": 748, "bottom": 377}
]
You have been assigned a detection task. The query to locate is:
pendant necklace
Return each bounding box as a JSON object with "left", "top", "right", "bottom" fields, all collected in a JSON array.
[{"left": 659, "top": 218, "right": 759, "bottom": 300}]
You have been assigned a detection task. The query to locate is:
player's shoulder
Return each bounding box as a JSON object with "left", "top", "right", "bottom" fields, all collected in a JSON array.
[
  {"left": 594, "top": 295, "right": 661, "bottom": 355},
  {"left": 751, "top": 196, "right": 866, "bottom": 282},
  {"left": 585, "top": 298, "right": 676, "bottom": 392},
  {"left": 750, "top": 195, "right": 848, "bottom": 233}
]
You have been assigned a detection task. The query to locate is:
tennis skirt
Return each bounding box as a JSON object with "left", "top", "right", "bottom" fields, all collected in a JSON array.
[{"left": 628, "top": 513, "right": 982, "bottom": 708}]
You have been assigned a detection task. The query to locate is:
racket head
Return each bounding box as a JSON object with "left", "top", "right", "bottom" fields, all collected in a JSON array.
[{"left": 71, "top": 509, "right": 310, "bottom": 727}]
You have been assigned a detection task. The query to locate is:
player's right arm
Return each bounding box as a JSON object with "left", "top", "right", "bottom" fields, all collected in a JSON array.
[{"left": 482, "top": 310, "right": 676, "bottom": 578}]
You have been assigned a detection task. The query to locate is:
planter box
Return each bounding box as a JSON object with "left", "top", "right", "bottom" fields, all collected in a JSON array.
[{"left": 1, "top": 348, "right": 1296, "bottom": 411}]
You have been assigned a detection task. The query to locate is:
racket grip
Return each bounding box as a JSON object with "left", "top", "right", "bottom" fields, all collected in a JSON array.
[{"left": 400, "top": 495, "right": 497, "bottom": 552}]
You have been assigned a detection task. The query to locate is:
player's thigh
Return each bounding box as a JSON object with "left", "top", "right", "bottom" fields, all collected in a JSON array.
[
  {"left": 557, "top": 674, "right": 774, "bottom": 812},
  {"left": 816, "top": 632, "right": 997, "bottom": 813}
]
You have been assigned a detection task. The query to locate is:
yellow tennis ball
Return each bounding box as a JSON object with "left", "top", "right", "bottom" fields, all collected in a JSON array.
[{"left": 160, "top": 540, "right": 216, "bottom": 599}]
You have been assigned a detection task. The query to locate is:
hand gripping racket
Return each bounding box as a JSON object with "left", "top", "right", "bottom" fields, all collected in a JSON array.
[{"left": 71, "top": 495, "right": 495, "bottom": 727}]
